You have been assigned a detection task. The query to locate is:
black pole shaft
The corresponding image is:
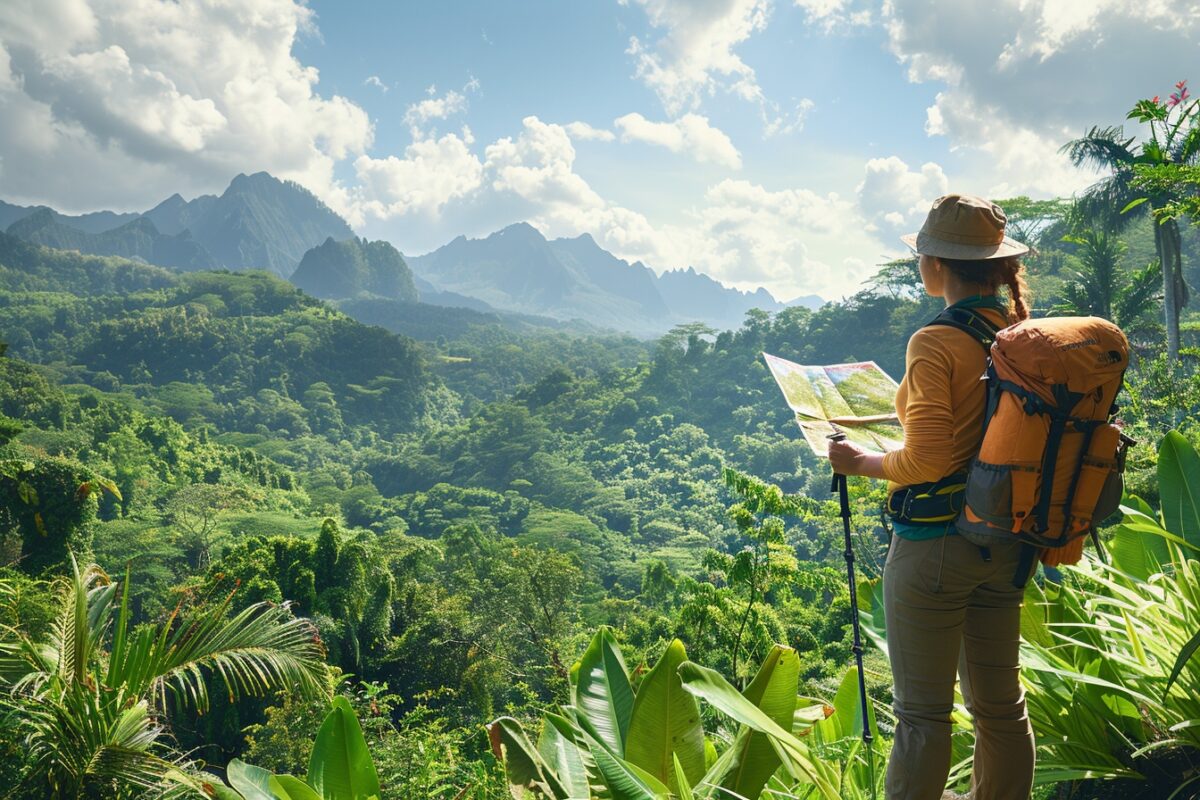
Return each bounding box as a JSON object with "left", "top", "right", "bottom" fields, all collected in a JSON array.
[
  {"left": 825, "top": 455, "right": 873, "bottom": 758},
  {"left": 827, "top": 432, "right": 876, "bottom": 798},
  {"left": 831, "top": 469, "right": 873, "bottom": 748}
]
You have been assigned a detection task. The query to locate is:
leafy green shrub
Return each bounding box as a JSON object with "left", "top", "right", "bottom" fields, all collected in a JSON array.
[
  {"left": 1018, "top": 430, "right": 1200, "bottom": 798},
  {"left": 489, "top": 627, "right": 888, "bottom": 799}
]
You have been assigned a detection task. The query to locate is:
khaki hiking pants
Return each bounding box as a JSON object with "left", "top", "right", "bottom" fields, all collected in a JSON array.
[{"left": 883, "top": 533, "right": 1036, "bottom": 800}]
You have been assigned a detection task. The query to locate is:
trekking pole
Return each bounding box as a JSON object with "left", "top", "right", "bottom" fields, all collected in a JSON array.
[{"left": 828, "top": 431, "right": 877, "bottom": 799}]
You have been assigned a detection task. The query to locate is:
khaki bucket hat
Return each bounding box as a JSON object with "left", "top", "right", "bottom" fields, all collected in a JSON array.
[{"left": 901, "top": 193, "right": 1029, "bottom": 260}]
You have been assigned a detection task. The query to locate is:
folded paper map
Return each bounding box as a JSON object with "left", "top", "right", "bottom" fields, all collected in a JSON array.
[{"left": 763, "top": 352, "right": 904, "bottom": 457}]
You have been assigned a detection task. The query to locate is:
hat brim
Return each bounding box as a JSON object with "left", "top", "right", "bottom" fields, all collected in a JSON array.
[{"left": 900, "top": 231, "right": 1029, "bottom": 260}]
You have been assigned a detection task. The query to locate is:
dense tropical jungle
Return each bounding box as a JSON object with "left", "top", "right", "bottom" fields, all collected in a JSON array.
[{"left": 3, "top": 78, "right": 1200, "bottom": 800}]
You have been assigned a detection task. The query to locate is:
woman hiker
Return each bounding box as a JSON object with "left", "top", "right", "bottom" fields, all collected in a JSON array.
[{"left": 828, "top": 193, "right": 1035, "bottom": 800}]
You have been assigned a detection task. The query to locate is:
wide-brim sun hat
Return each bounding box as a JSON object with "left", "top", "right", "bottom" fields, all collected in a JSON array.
[{"left": 901, "top": 193, "right": 1030, "bottom": 260}]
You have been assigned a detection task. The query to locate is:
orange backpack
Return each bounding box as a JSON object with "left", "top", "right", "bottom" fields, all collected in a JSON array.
[{"left": 955, "top": 315, "right": 1132, "bottom": 580}]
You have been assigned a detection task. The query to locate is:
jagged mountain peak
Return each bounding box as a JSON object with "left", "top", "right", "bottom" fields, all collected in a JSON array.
[
  {"left": 4, "top": 172, "right": 353, "bottom": 277},
  {"left": 493, "top": 221, "right": 547, "bottom": 242}
]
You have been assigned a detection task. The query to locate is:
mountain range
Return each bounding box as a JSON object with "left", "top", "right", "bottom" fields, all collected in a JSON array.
[
  {"left": 407, "top": 223, "right": 822, "bottom": 334},
  {"left": 0, "top": 172, "right": 351, "bottom": 277},
  {"left": 1, "top": 173, "right": 823, "bottom": 335}
]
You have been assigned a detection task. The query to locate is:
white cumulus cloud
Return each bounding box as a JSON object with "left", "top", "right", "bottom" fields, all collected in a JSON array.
[
  {"left": 355, "top": 131, "right": 484, "bottom": 219},
  {"left": 882, "top": 0, "right": 1200, "bottom": 196},
  {"left": 621, "top": 0, "right": 772, "bottom": 115},
  {"left": 403, "top": 82, "right": 478, "bottom": 139},
  {"left": 563, "top": 121, "right": 616, "bottom": 142},
  {"left": 680, "top": 178, "right": 864, "bottom": 297},
  {"left": 856, "top": 156, "right": 948, "bottom": 239},
  {"left": 793, "top": 0, "right": 872, "bottom": 31},
  {"left": 0, "top": 0, "right": 372, "bottom": 216},
  {"left": 614, "top": 112, "right": 742, "bottom": 168}
]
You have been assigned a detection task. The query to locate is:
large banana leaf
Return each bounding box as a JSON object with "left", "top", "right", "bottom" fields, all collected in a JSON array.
[
  {"left": 489, "top": 716, "right": 571, "bottom": 799},
  {"left": 307, "top": 696, "right": 381, "bottom": 800},
  {"left": 276, "top": 776, "right": 324, "bottom": 800},
  {"left": 539, "top": 711, "right": 592, "bottom": 798},
  {"left": 673, "top": 753, "right": 695, "bottom": 800},
  {"left": 227, "top": 759, "right": 281, "bottom": 800},
  {"left": 582, "top": 726, "right": 670, "bottom": 800},
  {"left": 709, "top": 645, "right": 799, "bottom": 800},
  {"left": 227, "top": 760, "right": 320, "bottom": 800},
  {"left": 1159, "top": 430, "right": 1200, "bottom": 548},
  {"left": 858, "top": 578, "right": 888, "bottom": 656},
  {"left": 817, "top": 665, "right": 877, "bottom": 743},
  {"left": 572, "top": 626, "right": 634, "bottom": 755},
  {"left": 678, "top": 661, "right": 839, "bottom": 800},
  {"left": 1020, "top": 580, "right": 1053, "bottom": 649},
  {"left": 1107, "top": 521, "right": 1174, "bottom": 580},
  {"left": 624, "top": 639, "right": 705, "bottom": 792}
]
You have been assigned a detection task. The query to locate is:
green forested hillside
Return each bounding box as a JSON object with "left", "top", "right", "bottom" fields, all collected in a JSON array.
[
  {"left": 292, "top": 237, "right": 419, "bottom": 302},
  {"left": 7, "top": 210, "right": 219, "bottom": 271}
]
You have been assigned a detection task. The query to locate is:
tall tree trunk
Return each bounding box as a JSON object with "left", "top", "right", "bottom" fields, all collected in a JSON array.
[{"left": 1155, "top": 218, "right": 1182, "bottom": 362}]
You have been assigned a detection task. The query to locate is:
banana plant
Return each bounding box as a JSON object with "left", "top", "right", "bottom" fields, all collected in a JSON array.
[
  {"left": 222, "top": 696, "right": 382, "bottom": 800},
  {"left": 488, "top": 626, "right": 841, "bottom": 799}
]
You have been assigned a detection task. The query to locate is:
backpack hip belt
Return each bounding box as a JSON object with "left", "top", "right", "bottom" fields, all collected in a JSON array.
[{"left": 885, "top": 471, "right": 969, "bottom": 525}]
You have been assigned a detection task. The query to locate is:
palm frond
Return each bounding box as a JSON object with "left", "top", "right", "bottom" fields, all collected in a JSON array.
[
  {"left": 1114, "top": 261, "right": 1164, "bottom": 328},
  {"left": 5, "top": 559, "right": 329, "bottom": 798},
  {"left": 0, "top": 636, "right": 57, "bottom": 694},
  {"left": 1074, "top": 173, "right": 1144, "bottom": 230},
  {"left": 49, "top": 556, "right": 116, "bottom": 689},
  {"left": 1051, "top": 277, "right": 1093, "bottom": 318},
  {"left": 85, "top": 745, "right": 208, "bottom": 796},
  {"left": 107, "top": 595, "right": 328, "bottom": 714},
  {"left": 1175, "top": 124, "right": 1200, "bottom": 165},
  {"left": 19, "top": 684, "right": 205, "bottom": 798},
  {"left": 1061, "top": 126, "right": 1137, "bottom": 170}
]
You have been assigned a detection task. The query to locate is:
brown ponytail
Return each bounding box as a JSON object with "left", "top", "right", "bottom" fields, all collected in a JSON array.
[{"left": 938, "top": 256, "right": 1032, "bottom": 324}]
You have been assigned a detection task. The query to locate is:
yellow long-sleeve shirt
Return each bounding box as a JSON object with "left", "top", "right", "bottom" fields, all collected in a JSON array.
[{"left": 881, "top": 307, "right": 1007, "bottom": 489}]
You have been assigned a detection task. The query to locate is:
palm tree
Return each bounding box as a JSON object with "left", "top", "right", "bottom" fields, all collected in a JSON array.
[
  {"left": 0, "top": 556, "right": 328, "bottom": 798},
  {"left": 1063, "top": 86, "right": 1200, "bottom": 361},
  {"left": 1053, "top": 228, "right": 1162, "bottom": 340}
]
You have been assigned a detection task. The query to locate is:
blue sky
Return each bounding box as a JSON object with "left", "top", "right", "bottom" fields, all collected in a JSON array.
[
  {"left": 297, "top": 0, "right": 946, "bottom": 184},
  {"left": 2, "top": 0, "right": 1198, "bottom": 299}
]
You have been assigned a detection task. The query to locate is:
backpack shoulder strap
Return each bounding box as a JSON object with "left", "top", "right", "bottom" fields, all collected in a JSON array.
[{"left": 923, "top": 307, "right": 1001, "bottom": 353}]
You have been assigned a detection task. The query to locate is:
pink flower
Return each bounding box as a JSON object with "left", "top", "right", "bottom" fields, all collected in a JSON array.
[
  {"left": 1153, "top": 95, "right": 1161, "bottom": 105},
  {"left": 1177, "top": 79, "right": 1188, "bottom": 90}
]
